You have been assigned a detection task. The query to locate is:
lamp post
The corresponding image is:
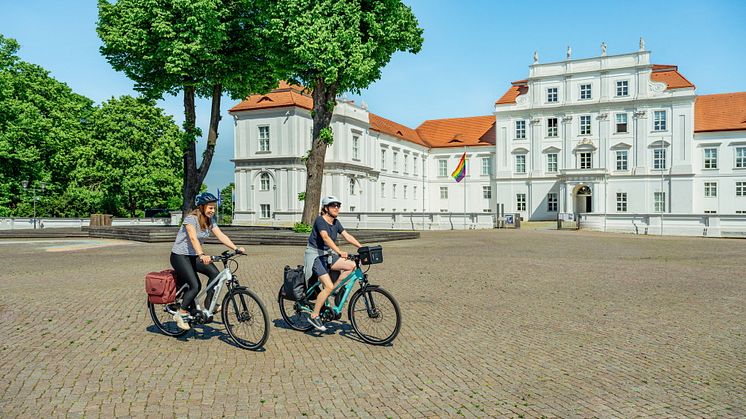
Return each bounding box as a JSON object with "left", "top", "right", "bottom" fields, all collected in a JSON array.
[{"left": 22, "top": 180, "right": 45, "bottom": 229}]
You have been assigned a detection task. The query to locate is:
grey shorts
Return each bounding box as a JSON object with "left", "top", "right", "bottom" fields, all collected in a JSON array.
[{"left": 312, "top": 253, "right": 340, "bottom": 277}]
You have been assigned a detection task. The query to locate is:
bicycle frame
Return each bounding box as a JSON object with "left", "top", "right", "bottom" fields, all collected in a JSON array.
[
  {"left": 305, "top": 266, "right": 365, "bottom": 316},
  {"left": 174, "top": 264, "right": 234, "bottom": 317}
]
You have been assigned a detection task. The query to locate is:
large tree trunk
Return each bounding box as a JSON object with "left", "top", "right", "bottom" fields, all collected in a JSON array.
[
  {"left": 181, "top": 85, "right": 199, "bottom": 219},
  {"left": 197, "top": 84, "right": 222, "bottom": 187},
  {"left": 301, "top": 78, "right": 338, "bottom": 225}
]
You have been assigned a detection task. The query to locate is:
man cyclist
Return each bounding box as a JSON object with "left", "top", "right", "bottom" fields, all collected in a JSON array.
[{"left": 303, "top": 196, "right": 362, "bottom": 331}]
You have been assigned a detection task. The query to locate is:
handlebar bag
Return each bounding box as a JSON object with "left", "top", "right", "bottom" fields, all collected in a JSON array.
[
  {"left": 282, "top": 265, "right": 306, "bottom": 301},
  {"left": 145, "top": 269, "right": 177, "bottom": 304}
]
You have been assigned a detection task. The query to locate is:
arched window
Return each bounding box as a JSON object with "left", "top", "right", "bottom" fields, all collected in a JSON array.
[
  {"left": 349, "top": 178, "right": 356, "bottom": 195},
  {"left": 260, "top": 173, "right": 270, "bottom": 191}
]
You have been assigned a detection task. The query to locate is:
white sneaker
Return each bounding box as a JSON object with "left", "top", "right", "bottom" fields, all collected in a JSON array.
[
  {"left": 308, "top": 316, "right": 327, "bottom": 332},
  {"left": 173, "top": 312, "right": 190, "bottom": 330}
]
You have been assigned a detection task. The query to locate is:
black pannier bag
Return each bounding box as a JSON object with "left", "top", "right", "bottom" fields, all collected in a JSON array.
[
  {"left": 283, "top": 265, "right": 306, "bottom": 301},
  {"left": 358, "top": 245, "right": 383, "bottom": 265}
]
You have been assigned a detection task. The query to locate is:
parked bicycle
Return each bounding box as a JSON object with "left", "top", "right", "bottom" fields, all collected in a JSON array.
[
  {"left": 148, "top": 250, "right": 269, "bottom": 350},
  {"left": 278, "top": 246, "right": 401, "bottom": 345}
]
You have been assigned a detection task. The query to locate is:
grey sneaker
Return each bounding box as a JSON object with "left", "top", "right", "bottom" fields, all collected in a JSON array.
[
  {"left": 308, "top": 316, "right": 327, "bottom": 332},
  {"left": 173, "top": 312, "right": 191, "bottom": 330}
]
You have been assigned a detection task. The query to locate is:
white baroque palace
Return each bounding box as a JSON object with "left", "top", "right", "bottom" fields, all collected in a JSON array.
[{"left": 229, "top": 44, "right": 746, "bottom": 233}]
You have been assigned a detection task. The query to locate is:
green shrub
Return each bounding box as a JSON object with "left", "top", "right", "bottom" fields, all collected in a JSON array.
[{"left": 293, "top": 222, "right": 312, "bottom": 233}]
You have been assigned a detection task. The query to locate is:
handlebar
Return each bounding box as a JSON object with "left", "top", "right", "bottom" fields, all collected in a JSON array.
[{"left": 210, "top": 249, "right": 245, "bottom": 262}]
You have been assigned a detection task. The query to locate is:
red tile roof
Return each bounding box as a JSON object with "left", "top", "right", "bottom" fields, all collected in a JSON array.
[
  {"left": 416, "top": 116, "right": 496, "bottom": 148},
  {"left": 368, "top": 113, "right": 428, "bottom": 147},
  {"left": 229, "top": 82, "right": 312, "bottom": 112},
  {"left": 651, "top": 64, "right": 695, "bottom": 90},
  {"left": 496, "top": 80, "right": 529, "bottom": 105},
  {"left": 695, "top": 92, "right": 746, "bottom": 132}
]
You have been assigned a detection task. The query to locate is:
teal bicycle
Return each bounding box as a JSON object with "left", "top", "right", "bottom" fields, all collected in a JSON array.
[{"left": 277, "top": 247, "right": 401, "bottom": 345}]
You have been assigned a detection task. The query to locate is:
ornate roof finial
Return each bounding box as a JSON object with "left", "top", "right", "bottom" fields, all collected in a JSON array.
[
  {"left": 566, "top": 45, "right": 572, "bottom": 60},
  {"left": 601, "top": 41, "right": 607, "bottom": 56},
  {"left": 639, "top": 37, "right": 645, "bottom": 51},
  {"left": 533, "top": 50, "right": 539, "bottom": 64}
]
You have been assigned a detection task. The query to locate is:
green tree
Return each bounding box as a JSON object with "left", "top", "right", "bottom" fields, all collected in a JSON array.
[
  {"left": 67, "top": 96, "right": 183, "bottom": 217},
  {"left": 97, "top": 0, "right": 281, "bottom": 218},
  {"left": 267, "top": 0, "right": 423, "bottom": 224},
  {"left": 218, "top": 182, "right": 235, "bottom": 225},
  {"left": 0, "top": 34, "right": 95, "bottom": 217}
]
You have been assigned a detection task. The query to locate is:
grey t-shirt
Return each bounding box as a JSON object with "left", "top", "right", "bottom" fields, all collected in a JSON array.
[
  {"left": 171, "top": 215, "right": 217, "bottom": 255},
  {"left": 307, "top": 215, "right": 344, "bottom": 251}
]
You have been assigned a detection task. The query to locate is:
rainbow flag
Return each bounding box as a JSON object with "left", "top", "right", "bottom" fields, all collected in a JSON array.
[{"left": 451, "top": 152, "right": 466, "bottom": 183}]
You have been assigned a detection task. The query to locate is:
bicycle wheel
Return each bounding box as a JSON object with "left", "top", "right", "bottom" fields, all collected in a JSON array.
[
  {"left": 348, "top": 286, "right": 401, "bottom": 345},
  {"left": 222, "top": 288, "right": 269, "bottom": 350},
  {"left": 148, "top": 300, "right": 188, "bottom": 337},
  {"left": 277, "top": 286, "right": 313, "bottom": 332}
]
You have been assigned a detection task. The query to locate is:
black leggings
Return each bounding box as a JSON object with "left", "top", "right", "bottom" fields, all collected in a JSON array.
[{"left": 170, "top": 253, "right": 220, "bottom": 311}]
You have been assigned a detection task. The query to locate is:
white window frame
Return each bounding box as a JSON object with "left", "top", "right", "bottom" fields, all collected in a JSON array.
[
  {"left": 438, "top": 160, "right": 448, "bottom": 177},
  {"left": 260, "top": 204, "right": 271, "bottom": 219},
  {"left": 515, "top": 120, "right": 526, "bottom": 139},
  {"left": 352, "top": 135, "right": 360, "bottom": 160},
  {"left": 653, "top": 148, "right": 667, "bottom": 170},
  {"left": 516, "top": 194, "right": 526, "bottom": 211},
  {"left": 615, "top": 113, "right": 628, "bottom": 133},
  {"left": 547, "top": 193, "right": 558, "bottom": 212},
  {"left": 413, "top": 186, "right": 417, "bottom": 199},
  {"left": 404, "top": 155, "right": 409, "bottom": 174},
  {"left": 704, "top": 182, "right": 717, "bottom": 197},
  {"left": 546, "top": 87, "right": 558, "bottom": 103},
  {"left": 483, "top": 186, "right": 492, "bottom": 199},
  {"left": 547, "top": 118, "right": 558, "bottom": 137},
  {"left": 440, "top": 186, "right": 448, "bottom": 199},
  {"left": 258, "top": 126, "right": 270, "bottom": 152},
  {"left": 403, "top": 185, "right": 408, "bottom": 199},
  {"left": 515, "top": 155, "right": 526, "bottom": 174},
  {"left": 381, "top": 149, "right": 387, "bottom": 170},
  {"left": 736, "top": 181, "right": 745, "bottom": 197},
  {"left": 704, "top": 148, "right": 718, "bottom": 169},
  {"left": 392, "top": 184, "right": 397, "bottom": 199},
  {"left": 413, "top": 156, "right": 419, "bottom": 175},
  {"left": 392, "top": 151, "right": 399, "bottom": 172},
  {"left": 579, "top": 152, "right": 592, "bottom": 169},
  {"left": 616, "top": 80, "right": 629, "bottom": 97},
  {"left": 616, "top": 150, "right": 628, "bottom": 171},
  {"left": 481, "top": 157, "right": 492, "bottom": 176},
  {"left": 260, "top": 173, "right": 270, "bottom": 191},
  {"left": 654, "top": 192, "right": 666, "bottom": 212},
  {"left": 580, "top": 115, "right": 591, "bottom": 135},
  {"left": 380, "top": 182, "right": 385, "bottom": 198},
  {"left": 616, "top": 192, "right": 627, "bottom": 212},
  {"left": 736, "top": 147, "right": 746, "bottom": 169},
  {"left": 580, "top": 84, "right": 592, "bottom": 100},
  {"left": 547, "top": 153, "right": 558, "bottom": 173},
  {"left": 653, "top": 110, "right": 667, "bottom": 131}
]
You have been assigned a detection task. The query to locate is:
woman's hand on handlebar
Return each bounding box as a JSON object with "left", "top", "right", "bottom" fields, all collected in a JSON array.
[
  {"left": 235, "top": 247, "right": 246, "bottom": 254},
  {"left": 339, "top": 251, "right": 349, "bottom": 259},
  {"left": 200, "top": 254, "right": 212, "bottom": 264}
]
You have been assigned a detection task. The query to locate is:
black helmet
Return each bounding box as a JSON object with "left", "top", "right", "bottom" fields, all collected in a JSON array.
[{"left": 195, "top": 192, "right": 218, "bottom": 206}]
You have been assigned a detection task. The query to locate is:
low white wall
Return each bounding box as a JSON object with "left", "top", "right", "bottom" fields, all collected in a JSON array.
[
  {"left": 0, "top": 217, "right": 173, "bottom": 230},
  {"left": 234, "top": 211, "right": 497, "bottom": 230},
  {"left": 578, "top": 213, "right": 746, "bottom": 237}
]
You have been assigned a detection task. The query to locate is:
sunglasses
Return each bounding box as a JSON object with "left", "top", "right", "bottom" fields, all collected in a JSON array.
[{"left": 328, "top": 203, "right": 341, "bottom": 208}]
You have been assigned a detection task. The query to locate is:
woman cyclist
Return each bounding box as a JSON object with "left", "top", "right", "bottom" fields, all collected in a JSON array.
[
  {"left": 303, "top": 195, "right": 363, "bottom": 331},
  {"left": 170, "top": 192, "right": 245, "bottom": 330}
]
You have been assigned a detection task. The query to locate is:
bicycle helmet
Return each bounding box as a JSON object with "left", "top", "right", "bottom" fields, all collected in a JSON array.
[
  {"left": 321, "top": 196, "right": 342, "bottom": 207},
  {"left": 195, "top": 192, "right": 218, "bottom": 206}
]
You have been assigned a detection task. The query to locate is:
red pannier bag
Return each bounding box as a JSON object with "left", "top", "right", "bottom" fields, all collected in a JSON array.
[{"left": 145, "top": 269, "right": 177, "bottom": 304}]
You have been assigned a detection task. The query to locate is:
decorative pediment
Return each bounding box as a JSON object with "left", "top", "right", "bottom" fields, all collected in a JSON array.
[
  {"left": 573, "top": 138, "right": 597, "bottom": 151},
  {"left": 511, "top": 147, "right": 529, "bottom": 154},
  {"left": 648, "top": 140, "right": 671, "bottom": 148},
  {"left": 610, "top": 142, "right": 632, "bottom": 150},
  {"left": 542, "top": 146, "right": 561, "bottom": 153}
]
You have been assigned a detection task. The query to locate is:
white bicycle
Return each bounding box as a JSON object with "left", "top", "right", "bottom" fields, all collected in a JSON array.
[{"left": 148, "top": 250, "right": 269, "bottom": 350}]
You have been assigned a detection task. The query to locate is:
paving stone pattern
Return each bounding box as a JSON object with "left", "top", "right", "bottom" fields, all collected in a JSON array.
[{"left": 1, "top": 230, "right": 744, "bottom": 418}]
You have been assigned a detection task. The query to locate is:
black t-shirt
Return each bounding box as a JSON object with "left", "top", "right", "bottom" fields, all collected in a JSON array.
[{"left": 307, "top": 215, "right": 345, "bottom": 251}]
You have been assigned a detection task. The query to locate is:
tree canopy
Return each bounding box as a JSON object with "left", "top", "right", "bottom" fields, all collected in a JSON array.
[{"left": 267, "top": 0, "right": 423, "bottom": 224}]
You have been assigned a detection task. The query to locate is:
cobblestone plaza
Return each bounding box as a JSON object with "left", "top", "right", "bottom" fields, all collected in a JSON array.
[{"left": 1, "top": 230, "right": 744, "bottom": 417}]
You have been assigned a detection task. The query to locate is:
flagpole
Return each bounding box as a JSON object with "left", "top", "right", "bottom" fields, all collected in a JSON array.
[{"left": 463, "top": 146, "right": 467, "bottom": 230}]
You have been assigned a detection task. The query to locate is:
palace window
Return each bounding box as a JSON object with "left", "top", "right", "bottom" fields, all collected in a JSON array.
[
  {"left": 616, "top": 192, "right": 627, "bottom": 212},
  {"left": 547, "top": 118, "right": 558, "bottom": 137},
  {"left": 352, "top": 135, "right": 360, "bottom": 160},
  {"left": 403, "top": 185, "right": 408, "bottom": 199},
  {"left": 414, "top": 156, "right": 419, "bottom": 175},
  {"left": 580, "top": 84, "right": 591, "bottom": 100},
  {"left": 580, "top": 115, "right": 591, "bottom": 135},
  {"left": 258, "top": 126, "right": 270, "bottom": 152},
  {"left": 260, "top": 204, "right": 271, "bottom": 219},
  {"left": 481, "top": 157, "right": 492, "bottom": 176},
  {"left": 616, "top": 80, "right": 629, "bottom": 97},
  {"left": 260, "top": 173, "right": 270, "bottom": 191},
  {"left": 381, "top": 149, "right": 387, "bottom": 170},
  {"left": 515, "top": 120, "right": 526, "bottom": 139},
  {"left": 547, "top": 153, "right": 558, "bottom": 173},
  {"left": 654, "top": 192, "right": 665, "bottom": 212},
  {"left": 704, "top": 148, "right": 718, "bottom": 169},
  {"left": 438, "top": 160, "right": 448, "bottom": 177},
  {"left": 579, "top": 152, "right": 592, "bottom": 169},
  {"left": 654, "top": 110, "right": 667, "bottom": 131},
  {"left": 515, "top": 155, "right": 526, "bottom": 173},
  {"left": 393, "top": 151, "right": 399, "bottom": 172},
  {"left": 653, "top": 148, "right": 667, "bottom": 170},
  {"left": 547, "top": 193, "right": 558, "bottom": 212},
  {"left": 737, "top": 182, "right": 745, "bottom": 196},
  {"left": 547, "top": 87, "right": 558, "bottom": 103},
  {"left": 440, "top": 186, "right": 448, "bottom": 199},
  {"left": 616, "top": 113, "right": 628, "bottom": 133},
  {"left": 516, "top": 194, "right": 526, "bottom": 211},
  {"left": 616, "top": 150, "right": 628, "bottom": 171},
  {"left": 483, "top": 186, "right": 492, "bottom": 199},
  {"left": 736, "top": 147, "right": 746, "bottom": 168},
  {"left": 704, "top": 182, "right": 717, "bottom": 197},
  {"left": 392, "top": 184, "right": 397, "bottom": 199},
  {"left": 349, "top": 178, "right": 356, "bottom": 195},
  {"left": 380, "top": 182, "right": 385, "bottom": 198}
]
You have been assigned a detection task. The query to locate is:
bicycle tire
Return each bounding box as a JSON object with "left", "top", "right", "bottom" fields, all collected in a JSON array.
[
  {"left": 277, "top": 286, "right": 314, "bottom": 332},
  {"left": 148, "top": 300, "right": 189, "bottom": 337},
  {"left": 222, "top": 288, "right": 269, "bottom": 350},
  {"left": 348, "top": 286, "right": 401, "bottom": 345}
]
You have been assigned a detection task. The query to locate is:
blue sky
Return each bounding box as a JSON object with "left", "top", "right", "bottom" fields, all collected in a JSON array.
[{"left": 2, "top": 0, "right": 745, "bottom": 189}]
